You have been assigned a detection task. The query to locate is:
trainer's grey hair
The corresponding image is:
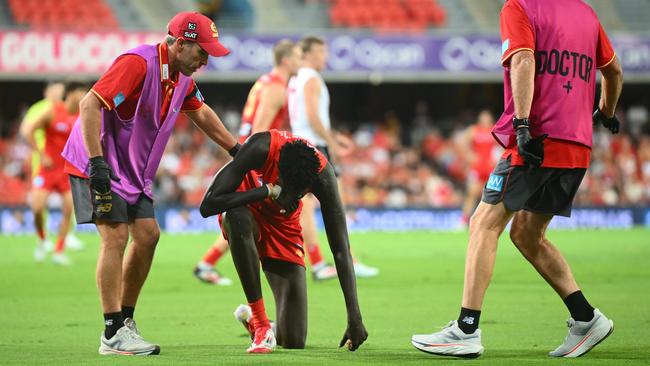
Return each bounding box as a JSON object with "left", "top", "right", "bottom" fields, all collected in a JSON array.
[{"left": 165, "top": 35, "right": 177, "bottom": 46}]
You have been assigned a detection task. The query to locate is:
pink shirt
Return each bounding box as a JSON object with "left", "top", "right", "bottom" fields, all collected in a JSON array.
[{"left": 493, "top": 0, "right": 615, "bottom": 168}]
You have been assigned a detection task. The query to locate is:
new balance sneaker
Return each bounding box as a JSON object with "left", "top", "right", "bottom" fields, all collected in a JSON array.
[
  {"left": 312, "top": 263, "right": 337, "bottom": 281},
  {"left": 193, "top": 266, "right": 233, "bottom": 286},
  {"left": 98, "top": 325, "right": 160, "bottom": 355},
  {"left": 354, "top": 262, "right": 379, "bottom": 278},
  {"left": 65, "top": 234, "right": 85, "bottom": 251},
  {"left": 411, "top": 320, "right": 484, "bottom": 358},
  {"left": 52, "top": 252, "right": 72, "bottom": 266},
  {"left": 549, "top": 309, "right": 613, "bottom": 358},
  {"left": 247, "top": 326, "right": 276, "bottom": 354}
]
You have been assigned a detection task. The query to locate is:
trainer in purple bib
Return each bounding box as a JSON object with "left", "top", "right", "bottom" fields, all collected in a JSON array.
[{"left": 62, "top": 44, "right": 192, "bottom": 205}]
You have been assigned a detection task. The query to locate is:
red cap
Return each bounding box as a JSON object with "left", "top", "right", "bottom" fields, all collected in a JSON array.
[{"left": 167, "top": 12, "right": 230, "bottom": 57}]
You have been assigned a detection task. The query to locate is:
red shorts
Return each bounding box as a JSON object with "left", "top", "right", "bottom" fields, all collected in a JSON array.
[
  {"left": 33, "top": 167, "right": 70, "bottom": 193},
  {"left": 219, "top": 205, "right": 306, "bottom": 267}
]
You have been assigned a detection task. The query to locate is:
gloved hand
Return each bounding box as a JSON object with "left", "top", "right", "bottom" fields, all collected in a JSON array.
[
  {"left": 89, "top": 156, "right": 120, "bottom": 218},
  {"left": 513, "top": 118, "right": 547, "bottom": 169},
  {"left": 593, "top": 108, "right": 620, "bottom": 134}
]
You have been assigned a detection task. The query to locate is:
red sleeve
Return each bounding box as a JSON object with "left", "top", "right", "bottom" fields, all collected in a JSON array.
[
  {"left": 596, "top": 23, "right": 616, "bottom": 68},
  {"left": 91, "top": 55, "right": 146, "bottom": 110},
  {"left": 180, "top": 79, "right": 205, "bottom": 112},
  {"left": 500, "top": 0, "right": 535, "bottom": 66}
]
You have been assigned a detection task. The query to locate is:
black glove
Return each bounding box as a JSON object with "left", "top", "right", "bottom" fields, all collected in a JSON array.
[
  {"left": 228, "top": 143, "right": 241, "bottom": 158},
  {"left": 513, "top": 118, "right": 547, "bottom": 169},
  {"left": 593, "top": 108, "right": 620, "bottom": 134},
  {"left": 89, "top": 156, "right": 119, "bottom": 217}
]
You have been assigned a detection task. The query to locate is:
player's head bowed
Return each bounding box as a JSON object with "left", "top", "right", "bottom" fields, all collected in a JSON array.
[{"left": 278, "top": 140, "right": 321, "bottom": 196}]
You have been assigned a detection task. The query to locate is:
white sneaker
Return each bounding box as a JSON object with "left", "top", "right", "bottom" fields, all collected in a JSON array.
[
  {"left": 549, "top": 309, "right": 613, "bottom": 358},
  {"left": 43, "top": 239, "right": 54, "bottom": 253},
  {"left": 411, "top": 320, "right": 484, "bottom": 358},
  {"left": 52, "top": 253, "right": 72, "bottom": 266},
  {"left": 354, "top": 262, "right": 379, "bottom": 278},
  {"left": 98, "top": 325, "right": 160, "bottom": 355},
  {"left": 65, "top": 234, "right": 85, "bottom": 251},
  {"left": 193, "top": 266, "right": 233, "bottom": 286},
  {"left": 312, "top": 263, "right": 337, "bottom": 281},
  {"left": 33, "top": 240, "right": 49, "bottom": 262}
]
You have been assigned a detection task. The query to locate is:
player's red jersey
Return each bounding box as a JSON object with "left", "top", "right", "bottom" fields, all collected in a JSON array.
[
  {"left": 45, "top": 102, "right": 77, "bottom": 170},
  {"left": 220, "top": 130, "right": 328, "bottom": 267},
  {"left": 469, "top": 125, "right": 498, "bottom": 182},
  {"left": 238, "top": 72, "right": 288, "bottom": 143},
  {"left": 34, "top": 102, "right": 77, "bottom": 192}
]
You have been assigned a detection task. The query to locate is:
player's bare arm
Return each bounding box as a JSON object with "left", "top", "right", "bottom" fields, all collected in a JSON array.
[
  {"left": 311, "top": 164, "right": 368, "bottom": 351},
  {"left": 251, "top": 83, "right": 286, "bottom": 134},
  {"left": 79, "top": 91, "right": 105, "bottom": 158},
  {"left": 185, "top": 104, "right": 239, "bottom": 152},
  {"left": 304, "top": 77, "right": 336, "bottom": 154},
  {"left": 199, "top": 132, "right": 272, "bottom": 217},
  {"left": 598, "top": 56, "right": 623, "bottom": 118},
  {"left": 20, "top": 106, "right": 54, "bottom": 166},
  {"left": 510, "top": 50, "right": 535, "bottom": 119}
]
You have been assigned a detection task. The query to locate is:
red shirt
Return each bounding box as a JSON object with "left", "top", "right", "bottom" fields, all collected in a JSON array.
[
  {"left": 65, "top": 43, "right": 204, "bottom": 177},
  {"left": 45, "top": 102, "right": 77, "bottom": 170},
  {"left": 499, "top": 0, "right": 615, "bottom": 168},
  {"left": 238, "top": 72, "right": 289, "bottom": 143}
]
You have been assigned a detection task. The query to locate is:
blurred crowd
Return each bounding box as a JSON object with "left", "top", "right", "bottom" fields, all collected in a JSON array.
[{"left": 1, "top": 101, "right": 649, "bottom": 208}]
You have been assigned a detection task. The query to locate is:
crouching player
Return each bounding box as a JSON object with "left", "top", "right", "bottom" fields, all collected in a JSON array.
[{"left": 199, "top": 130, "right": 368, "bottom": 353}]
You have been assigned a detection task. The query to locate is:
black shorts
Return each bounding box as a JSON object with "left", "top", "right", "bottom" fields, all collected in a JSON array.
[
  {"left": 69, "top": 175, "right": 155, "bottom": 224},
  {"left": 316, "top": 146, "right": 340, "bottom": 176},
  {"left": 481, "top": 156, "right": 586, "bottom": 217}
]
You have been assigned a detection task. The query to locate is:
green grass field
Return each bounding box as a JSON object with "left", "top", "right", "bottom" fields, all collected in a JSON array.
[{"left": 1, "top": 229, "right": 649, "bottom": 365}]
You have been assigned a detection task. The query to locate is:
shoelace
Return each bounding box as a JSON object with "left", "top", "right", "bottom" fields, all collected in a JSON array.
[{"left": 253, "top": 328, "right": 271, "bottom": 344}]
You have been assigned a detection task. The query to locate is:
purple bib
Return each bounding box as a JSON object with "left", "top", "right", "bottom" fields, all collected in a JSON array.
[{"left": 62, "top": 44, "right": 192, "bottom": 204}]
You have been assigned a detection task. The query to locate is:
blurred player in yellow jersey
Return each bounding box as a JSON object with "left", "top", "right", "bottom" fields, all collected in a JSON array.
[
  {"left": 21, "top": 82, "right": 87, "bottom": 263},
  {"left": 21, "top": 81, "right": 85, "bottom": 260}
]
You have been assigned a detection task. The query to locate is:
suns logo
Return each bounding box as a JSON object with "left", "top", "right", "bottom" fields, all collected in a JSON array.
[{"left": 210, "top": 22, "right": 219, "bottom": 38}]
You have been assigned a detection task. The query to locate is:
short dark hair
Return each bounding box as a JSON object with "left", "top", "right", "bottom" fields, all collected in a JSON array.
[
  {"left": 299, "top": 36, "right": 325, "bottom": 54},
  {"left": 64, "top": 81, "right": 89, "bottom": 99},
  {"left": 278, "top": 140, "right": 321, "bottom": 194}
]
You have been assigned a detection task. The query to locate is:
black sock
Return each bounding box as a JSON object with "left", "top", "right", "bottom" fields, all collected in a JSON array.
[
  {"left": 457, "top": 307, "right": 481, "bottom": 334},
  {"left": 563, "top": 290, "right": 595, "bottom": 322},
  {"left": 104, "top": 312, "right": 123, "bottom": 339},
  {"left": 121, "top": 306, "right": 135, "bottom": 320}
]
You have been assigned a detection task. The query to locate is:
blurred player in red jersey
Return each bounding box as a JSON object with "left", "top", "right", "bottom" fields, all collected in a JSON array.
[
  {"left": 460, "top": 110, "right": 499, "bottom": 226},
  {"left": 199, "top": 130, "right": 367, "bottom": 353},
  {"left": 194, "top": 39, "right": 302, "bottom": 285},
  {"left": 21, "top": 82, "right": 89, "bottom": 265}
]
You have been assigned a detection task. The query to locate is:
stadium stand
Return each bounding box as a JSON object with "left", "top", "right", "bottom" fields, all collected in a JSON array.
[
  {"left": 329, "top": 0, "right": 446, "bottom": 31},
  {"left": 6, "top": 0, "right": 119, "bottom": 30}
]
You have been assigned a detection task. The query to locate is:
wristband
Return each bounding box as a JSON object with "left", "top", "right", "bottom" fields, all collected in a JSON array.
[
  {"left": 512, "top": 117, "right": 530, "bottom": 129},
  {"left": 228, "top": 143, "right": 241, "bottom": 157}
]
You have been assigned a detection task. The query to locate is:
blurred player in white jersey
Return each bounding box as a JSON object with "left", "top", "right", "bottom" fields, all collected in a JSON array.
[{"left": 288, "top": 36, "right": 378, "bottom": 280}]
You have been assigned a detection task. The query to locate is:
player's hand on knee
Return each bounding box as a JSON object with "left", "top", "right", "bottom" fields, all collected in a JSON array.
[
  {"left": 339, "top": 319, "right": 368, "bottom": 351},
  {"left": 89, "top": 156, "right": 120, "bottom": 217},
  {"left": 593, "top": 108, "right": 620, "bottom": 134}
]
